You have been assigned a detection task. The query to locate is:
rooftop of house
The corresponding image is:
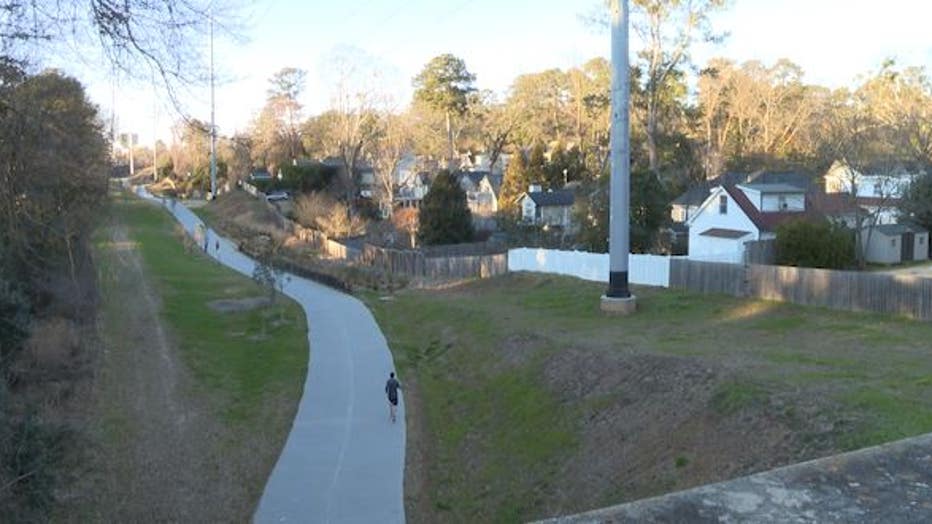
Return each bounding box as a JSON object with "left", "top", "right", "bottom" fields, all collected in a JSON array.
[
  {"left": 673, "top": 171, "right": 812, "bottom": 206},
  {"left": 723, "top": 185, "right": 822, "bottom": 233},
  {"left": 872, "top": 223, "right": 929, "bottom": 236},
  {"left": 739, "top": 183, "right": 807, "bottom": 194},
  {"left": 830, "top": 159, "right": 929, "bottom": 177},
  {"left": 526, "top": 189, "right": 575, "bottom": 207},
  {"left": 807, "top": 192, "right": 865, "bottom": 216}
]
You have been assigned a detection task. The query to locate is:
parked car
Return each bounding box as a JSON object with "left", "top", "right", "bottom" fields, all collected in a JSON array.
[{"left": 265, "top": 190, "right": 290, "bottom": 202}]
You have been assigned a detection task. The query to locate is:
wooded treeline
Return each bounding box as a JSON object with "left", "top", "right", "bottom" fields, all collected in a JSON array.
[
  {"left": 0, "top": 0, "right": 228, "bottom": 518},
  {"left": 146, "top": 1, "right": 932, "bottom": 252}
]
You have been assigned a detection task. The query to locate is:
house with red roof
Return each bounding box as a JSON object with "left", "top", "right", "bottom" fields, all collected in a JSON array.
[{"left": 686, "top": 182, "right": 862, "bottom": 263}]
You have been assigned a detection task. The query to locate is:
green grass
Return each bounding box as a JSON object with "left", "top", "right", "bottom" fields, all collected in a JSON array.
[
  {"left": 710, "top": 382, "right": 768, "bottom": 415},
  {"left": 111, "top": 195, "right": 307, "bottom": 423},
  {"left": 365, "top": 271, "right": 932, "bottom": 522}
]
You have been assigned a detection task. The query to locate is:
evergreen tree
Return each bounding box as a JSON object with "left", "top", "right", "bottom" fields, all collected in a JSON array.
[
  {"left": 418, "top": 170, "right": 474, "bottom": 245},
  {"left": 545, "top": 142, "right": 567, "bottom": 188},
  {"left": 527, "top": 142, "right": 548, "bottom": 186},
  {"left": 900, "top": 171, "right": 932, "bottom": 241},
  {"left": 499, "top": 149, "right": 529, "bottom": 212},
  {"left": 575, "top": 168, "right": 670, "bottom": 253}
]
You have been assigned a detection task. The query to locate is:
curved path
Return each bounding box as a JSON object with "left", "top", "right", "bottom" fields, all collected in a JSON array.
[{"left": 135, "top": 188, "right": 405, "bottom": 523}]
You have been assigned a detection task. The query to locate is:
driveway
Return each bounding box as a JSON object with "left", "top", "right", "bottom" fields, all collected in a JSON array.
[
  {"left": 136, "top": 188, "right": 405, "bottom": 523},
  {"left": 880, "top": 261, "right": 932, "bottom": 278}
]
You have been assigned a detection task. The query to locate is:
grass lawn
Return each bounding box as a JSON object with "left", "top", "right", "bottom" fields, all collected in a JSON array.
[
  {"left": 365, "top": 272, "right": 932, "bottom": 523},
  {"left": 71, "top": 192, "right": 308, "bottom": 520},
  {"left": 118, "top": 195, "right": 308, "bottom": 423}
]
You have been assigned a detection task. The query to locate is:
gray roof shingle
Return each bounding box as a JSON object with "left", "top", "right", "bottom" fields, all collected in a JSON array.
[{"left": 528, "top": 189, "right": 574, "bottom": 207}]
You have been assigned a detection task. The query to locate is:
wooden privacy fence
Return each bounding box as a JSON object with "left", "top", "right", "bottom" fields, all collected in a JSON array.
[
  {"left": 361, "top": 244, "right": 507, "bottom": 280},
  {"left": 744, "top": 239, "right": 776, "bottom": 265},
  {"left": 749, "top": 265, "right": 932, "bottom": 320},
  {"left": 670, "top": 258, "right": 932, "bottom": 320},
  {"left": 669, "top": 259, "right": 747, "bottom": 296}
]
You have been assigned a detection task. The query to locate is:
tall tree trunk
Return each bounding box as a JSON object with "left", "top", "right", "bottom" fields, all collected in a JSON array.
[
  {"left": 646, "top": 96, "right": 659, "bottom": 174},
  {"left": 445, "top": 111, "right": 454, "bottom": 168}
]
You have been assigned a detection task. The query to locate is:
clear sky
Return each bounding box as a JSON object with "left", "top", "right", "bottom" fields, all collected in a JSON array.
[{"left": 59, "top": 0, "right": 932, "bottom": 146}]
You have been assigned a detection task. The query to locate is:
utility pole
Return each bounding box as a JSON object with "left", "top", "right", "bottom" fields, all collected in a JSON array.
[
  {"left": 129, "top": 133, "right": 135, "bottom": 176},
  {"left": 601, "top": 0, "right": 637, "bottom": 315},
  {"left": 209, "top": 10, "right": 218, "bottom": 199},
  {"left": 153, "top": 83, "right": 159, "bottom": 181}
]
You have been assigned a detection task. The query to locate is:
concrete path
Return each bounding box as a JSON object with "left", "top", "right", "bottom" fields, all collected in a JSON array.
[
  {"left": 134, "top": 188, "right": 405, "bottom": 523},
  {"left": 539, "top": 432, "right": 932, "bottom": 523}
]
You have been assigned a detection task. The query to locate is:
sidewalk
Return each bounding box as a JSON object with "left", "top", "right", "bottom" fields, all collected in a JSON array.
[{"left": 135, "top": 189, "right": 406, "bottom": 523}]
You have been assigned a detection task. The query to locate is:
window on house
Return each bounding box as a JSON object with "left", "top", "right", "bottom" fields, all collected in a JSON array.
[
  {"left": 873, "top": 183, "right": 882, "bottom": 196},
  {"left": 778, "top": 195, "right": 788, "bottom": 210},
  {"left": 719, "top": 195, "right": 727, "bottom": 214},
  {"left": 921, "top": 236, "right": 926, "bottom": 245},
  {"left": 891, "top": 238, "right": 897, "bottom": 248}
]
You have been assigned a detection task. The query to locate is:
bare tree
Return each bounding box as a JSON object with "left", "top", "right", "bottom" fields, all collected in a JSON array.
[
  {"left": 820, "top": 96, "right": 894, "bottom": 268},
  {"left": 466, "top": 90, "right": 516, "bottom": 173},
  {"left": 696, "top": 58, "right": 822, "bottom": 176},
  {"left": 371, "top": 111, "right": 413, "bottom": 217},
  {"left": 584, "top": 0, "right": 728, "bottom": 174},
  {"left": 631, "top": 0, "right": 728, "bottom": 174}
]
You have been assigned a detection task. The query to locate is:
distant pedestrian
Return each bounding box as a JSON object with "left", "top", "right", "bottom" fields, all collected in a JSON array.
[
  {"left": 385, "top": 372, "right": 401, "bottom": 423},
  {"left": 215, "top": 239, "right": 220, "bottom": 252}
]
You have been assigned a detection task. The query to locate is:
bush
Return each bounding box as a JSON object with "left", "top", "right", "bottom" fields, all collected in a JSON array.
[
  {"left": 776, "top": 219, "right": 855, "bottom": 269},
  {"left": 0, "top": 408, "right": 68, "bottom": 518},
  {"left": 278, "top": 163, "right": 335, "bottom": 193},
  {"left": 0, "top": 277, "right": 31, "bottom": 371},
  {"left": 293, "top": 192, "right": 366, "bottom": 238}
]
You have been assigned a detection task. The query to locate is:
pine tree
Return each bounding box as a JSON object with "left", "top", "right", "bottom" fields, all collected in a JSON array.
[
  {"left": 546, "top": 142, "right": 568, "bottom": 188},
  {"left": 527, "top": 142, "right": 547, "bottom": 186},
  {"left": 499, "top": 149, "right": 529, "bottom": 212},
  {"left": 418, "top": 170, "right": 474, "bottom": 245}
]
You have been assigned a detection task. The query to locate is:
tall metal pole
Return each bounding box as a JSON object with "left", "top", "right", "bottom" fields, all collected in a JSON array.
[
  {"left": 153, "top": 83, "right": 158, "bottom": 180},
  {"left": 602, "top": 0, "right": 636, "bottom": 313},
  {"left": 209, "top": 11, "right": 217, "bottom": 199},
  {"left": 129, "top": 133, "right": 135, "bottom": 176}
]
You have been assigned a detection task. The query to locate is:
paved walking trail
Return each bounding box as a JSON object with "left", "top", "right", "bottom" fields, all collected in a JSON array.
[{"left": 135, "top": 188, "right": 405, "bottom": 523}]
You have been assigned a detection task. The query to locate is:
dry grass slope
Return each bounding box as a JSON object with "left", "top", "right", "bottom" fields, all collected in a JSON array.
[{"left": 366, "top": 272, "right": 932, "bottom": 523}]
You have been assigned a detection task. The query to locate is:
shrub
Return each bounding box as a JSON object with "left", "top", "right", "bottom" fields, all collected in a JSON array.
[
  {"left": 293, "top": 192, "right": 366, "bottom": 238},
  {"left": 0, "top": 277, "right": 31, "bottom": 371},
  {"left": 775, "top": 219, "right": 855, "bottom": 269},
  {"left": 278, "top": 163, "right": 335, "bottom": 193}
]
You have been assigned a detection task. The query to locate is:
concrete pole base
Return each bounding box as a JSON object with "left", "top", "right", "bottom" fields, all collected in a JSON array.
[{"left": 600, "top": 294, "right": 637, "bottom": 315}]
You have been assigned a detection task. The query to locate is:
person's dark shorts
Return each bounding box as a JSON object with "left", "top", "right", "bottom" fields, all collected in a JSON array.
[{"left": 388, "top": 394, "right": 398, "bottom": 406}]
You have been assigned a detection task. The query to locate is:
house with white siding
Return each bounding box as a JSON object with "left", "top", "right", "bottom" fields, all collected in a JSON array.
[
  {"left": 687, "top": 182, "right": 823, "bottom": 262},
  {"left": 518, "top": 185, "right": 575, "bottom": 229},
  {"left": 824, "top": 160, "right": 924, "bottom": 225}
]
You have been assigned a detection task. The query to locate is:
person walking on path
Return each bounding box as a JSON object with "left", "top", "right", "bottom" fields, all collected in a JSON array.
[{"left": 385, "top": 372, "right": 401, "bottom": 423}]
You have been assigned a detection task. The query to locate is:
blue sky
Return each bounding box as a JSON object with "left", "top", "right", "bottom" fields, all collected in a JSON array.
[{"left": 63, "top": 0, "right": 932, "bottom": 145}]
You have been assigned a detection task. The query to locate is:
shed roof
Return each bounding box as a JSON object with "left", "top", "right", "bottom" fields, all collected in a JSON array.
[
  {"left": 723, "top": 185, "right": 822, "bottom": 233},
  {"left": 699, "top": 228, "right": 753, "bottom": 239},
  {"left": 872, "top": 224, "right": 929, "bottom": 236}
]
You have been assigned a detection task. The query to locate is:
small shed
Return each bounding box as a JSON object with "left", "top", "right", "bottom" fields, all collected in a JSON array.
[{"left": 861, "top": 224, "right": 929, "bottom": 264}]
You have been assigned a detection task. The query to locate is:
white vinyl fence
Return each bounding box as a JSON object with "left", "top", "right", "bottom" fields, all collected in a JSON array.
[{"left": 507, "top": 248, "right": 673, "bottom": 287}]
